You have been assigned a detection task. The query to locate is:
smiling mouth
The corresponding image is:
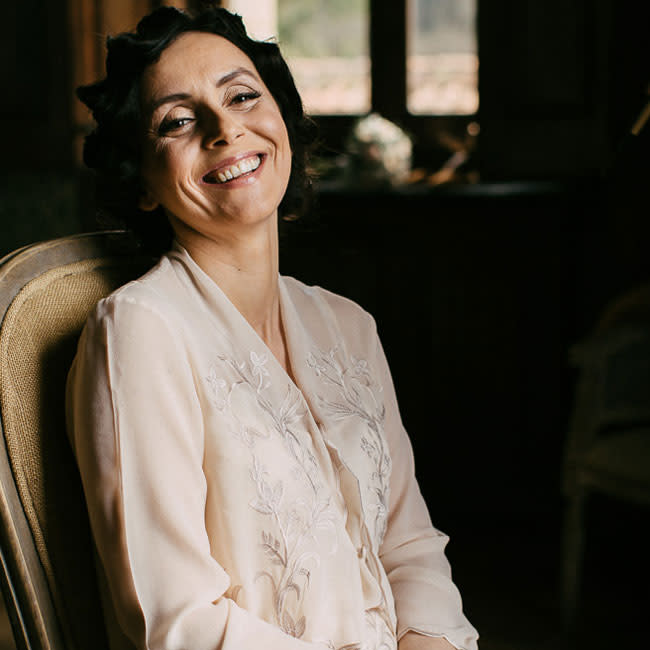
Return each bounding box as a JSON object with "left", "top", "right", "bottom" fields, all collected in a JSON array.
[{"left": 203, "top": 154, "right": 263, "bottom": 184}]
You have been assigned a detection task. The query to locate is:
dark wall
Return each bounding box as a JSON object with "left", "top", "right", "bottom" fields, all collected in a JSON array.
[
  {"left": 0, "top": 0, "right": 81, "bottom": 258},
  {"left": 281, "top": 180, "right": 608, "bottom": 521}
]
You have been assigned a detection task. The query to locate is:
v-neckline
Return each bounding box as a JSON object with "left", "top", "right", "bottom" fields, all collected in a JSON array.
[{"left": 169, "top": 242, "right": 307, "bottom": 400}]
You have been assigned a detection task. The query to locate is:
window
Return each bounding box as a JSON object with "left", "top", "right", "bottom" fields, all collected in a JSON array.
[
  {"left": 278, "top": 0, "right": 370, "bottom": 115},
  {"left": 225, "top": 0, "right": 477, "bottom": 118},
  {"left": 407, "top": 0, "right": 478, "bottom": 115}
]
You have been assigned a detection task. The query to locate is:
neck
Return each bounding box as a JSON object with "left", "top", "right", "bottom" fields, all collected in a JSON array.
[{"left": 173, "top": 218, "right": 285, "bottom": 352}]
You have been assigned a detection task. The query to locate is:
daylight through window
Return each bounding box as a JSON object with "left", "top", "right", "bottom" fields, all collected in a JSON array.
[
  {"left": 407, "top": 0, "right": 478, "bottom": 114},
  {"left": 278, "top": 0, "right": 370, "bottom": 115}
]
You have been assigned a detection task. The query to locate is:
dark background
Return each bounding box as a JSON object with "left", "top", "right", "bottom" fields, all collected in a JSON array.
[{"left": 1, "top": 1, "right": 648, "bottom": 649}]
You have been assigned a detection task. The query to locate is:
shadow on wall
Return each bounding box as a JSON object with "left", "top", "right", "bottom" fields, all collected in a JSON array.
[{"left": 0, "top": 173, "right": 83, "bottom": 259}]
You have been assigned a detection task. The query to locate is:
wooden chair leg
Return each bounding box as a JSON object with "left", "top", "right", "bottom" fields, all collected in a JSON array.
[{"left": 562, "top": 487, "right": 587, "bottom": 632}]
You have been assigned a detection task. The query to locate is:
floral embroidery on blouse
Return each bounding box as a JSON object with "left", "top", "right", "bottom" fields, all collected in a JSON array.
[
  {"left": 323, "top": 610, "right": 396, "bottom": 650},
  {"left": 307, "top": 347, "right": 392, "bottom": 546},
  {"left": 206, "top": 351, "right": 338, "bottom": 639}
]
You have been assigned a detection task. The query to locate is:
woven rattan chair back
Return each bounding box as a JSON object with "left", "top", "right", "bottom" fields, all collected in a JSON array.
[{"left": 0, "top": 232, "right": 154, "bottom": 650}]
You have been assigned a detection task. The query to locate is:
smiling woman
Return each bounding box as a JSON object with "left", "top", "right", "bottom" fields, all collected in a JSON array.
[
  {"left": 77, "top": 6, "right": 315, "bottom": 255},
  {"left": 66, "top": 4, "right": 478, "bottom": 650},
  {"left": 137, "top": 33, "right": 292, "bottom": 248}
]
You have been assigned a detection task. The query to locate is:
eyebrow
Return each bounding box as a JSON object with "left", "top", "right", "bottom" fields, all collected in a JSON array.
[{"left": 148, "top": 67, "right": 259, "bottom": 113}]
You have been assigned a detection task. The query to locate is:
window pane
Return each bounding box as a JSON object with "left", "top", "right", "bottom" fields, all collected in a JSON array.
[
  {"left": 223, "top": 0, "right": 277, "bottom": 41},
  {"left": 407, "top": 0, "right": 478, "bottom": 115},
  {"left": 278, "top": 0, "right": 370, "bottom": 114}
]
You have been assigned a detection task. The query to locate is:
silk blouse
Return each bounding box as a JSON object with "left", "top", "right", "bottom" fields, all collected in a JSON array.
[{"left": 66, "top": 243, "right": 478, "bottom": 650}]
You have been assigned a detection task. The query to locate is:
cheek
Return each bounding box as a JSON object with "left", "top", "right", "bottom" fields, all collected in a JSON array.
[
  {"left": 270, "top": 117, "right": 292, "bottom": 179},
  {"left": 260, "top": 108, "right": 291, "bottom": 156},
  {"left": 142, "top": 144, "right": 193, "bottom": 195}
]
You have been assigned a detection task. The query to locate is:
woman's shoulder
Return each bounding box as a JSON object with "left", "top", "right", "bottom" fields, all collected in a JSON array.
[{"left": 89, "top": 254, "right": 181, "bottom": 328}]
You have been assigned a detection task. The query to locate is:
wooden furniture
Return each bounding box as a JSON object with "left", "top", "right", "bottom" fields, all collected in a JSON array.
[
  {"left": 562, "top": 283, "right": 650, "bottom": 623},
  {"left": 0, "top": 232, "right": 154, "bottom": 650}
]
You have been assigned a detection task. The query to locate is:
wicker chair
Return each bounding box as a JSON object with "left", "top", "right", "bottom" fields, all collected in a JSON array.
[
  {"left": 0, "top": 232, "right": 155, "bottom": 650},
  {"left": 562, "top": 283, "right": 650, "bottom": 624}
]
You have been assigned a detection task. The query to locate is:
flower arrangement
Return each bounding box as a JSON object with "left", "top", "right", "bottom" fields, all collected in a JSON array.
[{"left": 345, "top": 113, "right": 413, "bottom": 187}]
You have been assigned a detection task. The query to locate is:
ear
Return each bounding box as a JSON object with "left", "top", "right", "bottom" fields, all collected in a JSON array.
[{"left": 139, "top": 189, "right": 159, "bottom": 212}]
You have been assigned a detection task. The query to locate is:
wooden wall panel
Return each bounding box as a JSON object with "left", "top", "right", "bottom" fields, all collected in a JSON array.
[
  {"left": 98, "top": 0, "right": 152, "bottom": 35},
  {"left": 67, "top": 0, "right": 102, "bottom": 164}
]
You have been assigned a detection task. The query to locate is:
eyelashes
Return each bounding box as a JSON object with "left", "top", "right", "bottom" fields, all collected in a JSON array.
[
  {"left": 228, "top": 90, "right": 261, "bottom": 105},
  {"left": 158, "top": 116, "right": 194, "bottom": 135}
]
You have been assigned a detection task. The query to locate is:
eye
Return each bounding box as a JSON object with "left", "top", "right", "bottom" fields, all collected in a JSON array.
[
  {"left": 158, "top": 116, "right": 194, "bottom": 135},
  {"left": 229, "top": 90, "right": 261, "bottom": 106}
]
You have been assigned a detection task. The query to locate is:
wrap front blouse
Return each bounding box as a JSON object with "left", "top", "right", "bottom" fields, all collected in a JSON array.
[{"left": 66, "top": 244, "right": 478, "bottom": 650}]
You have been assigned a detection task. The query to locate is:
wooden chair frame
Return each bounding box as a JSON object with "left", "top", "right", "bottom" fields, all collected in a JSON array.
[{"left": 0, "top": 232, "right": 154, "bottom": 650}]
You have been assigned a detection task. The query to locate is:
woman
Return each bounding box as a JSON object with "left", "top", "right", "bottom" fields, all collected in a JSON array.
[{"left": 66, "top": 5, "right": 478, "bottom": 650}]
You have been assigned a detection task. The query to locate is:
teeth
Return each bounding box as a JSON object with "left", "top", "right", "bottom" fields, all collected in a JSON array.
[{"left": 208, "top": 155, "right": 261, "bottom": 184}]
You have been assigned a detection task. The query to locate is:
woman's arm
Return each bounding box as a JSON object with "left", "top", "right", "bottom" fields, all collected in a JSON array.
[
  {"left": 372, "top": 327, "right": 479, "bottom": 650},
  {"left": 67, "top": 296, "right": 328, "bottom": 650}
]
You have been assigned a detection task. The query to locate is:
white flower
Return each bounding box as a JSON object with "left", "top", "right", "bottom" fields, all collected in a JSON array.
[
  {"left": 206, "top": 368, "right": 228, "bottom": 410},
  {"left": 250, "top": 350, "right": 270, "bottom": 390},
  {"left": 250, "top": 350, "right": 269, "bottom": 374}
]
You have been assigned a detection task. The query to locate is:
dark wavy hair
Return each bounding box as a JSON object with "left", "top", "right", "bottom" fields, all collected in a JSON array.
[{"left": 77, "top": 3, "right": 317, "bottom": 253}]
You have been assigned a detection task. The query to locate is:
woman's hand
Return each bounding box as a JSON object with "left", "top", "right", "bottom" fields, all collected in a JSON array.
[{"left": 398, "top": 631, "right": 457, "bottom": 650}]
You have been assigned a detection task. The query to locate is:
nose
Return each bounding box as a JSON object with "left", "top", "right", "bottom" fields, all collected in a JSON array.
[{"left": 202, "top": 108, "right": 244, "bottom": 149}]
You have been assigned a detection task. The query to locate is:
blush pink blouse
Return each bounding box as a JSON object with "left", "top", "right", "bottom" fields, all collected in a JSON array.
[{"left": 66, "top": 243, "right": 478, "bottom": 650}]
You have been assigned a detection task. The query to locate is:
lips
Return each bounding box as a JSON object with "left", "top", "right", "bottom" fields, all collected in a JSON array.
[{"left": 202, "top": 153, "right": 263, "bottom": 184}]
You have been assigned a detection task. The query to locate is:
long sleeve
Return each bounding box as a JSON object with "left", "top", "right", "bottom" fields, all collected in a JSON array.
[
  {"left": 66, "top": 295, "right": 329, "bottom": 650},
  {"left": 374, "top": 331, "right": 478, "bottom": 650}
]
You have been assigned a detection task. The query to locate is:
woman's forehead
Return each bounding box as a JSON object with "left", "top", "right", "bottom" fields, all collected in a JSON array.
[{"left": 141, "top": 31, "right": 259, "bottom": 101}]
